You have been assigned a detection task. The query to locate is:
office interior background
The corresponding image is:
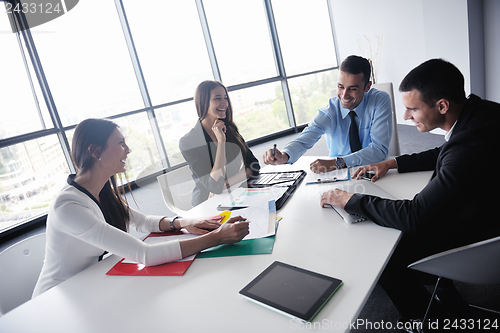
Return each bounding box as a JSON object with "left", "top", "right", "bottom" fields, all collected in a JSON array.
[{"left": 1, "top": 0, "right": 500, "bottom": 246}]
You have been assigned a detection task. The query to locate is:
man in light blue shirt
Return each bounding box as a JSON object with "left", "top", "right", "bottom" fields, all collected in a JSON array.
[{"left": 263, "top": 55, "right": 392, "bottom": 173}]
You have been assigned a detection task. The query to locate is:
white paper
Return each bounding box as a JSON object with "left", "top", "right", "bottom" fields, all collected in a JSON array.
[
  {"left": 306, "top": 168, "right": 349, "bottom": 183},
  {"left": 233, "top": 200, "right": 276, "bottom": 240},
  {"left": 218, "top": 187, "right": 287, "bottom": 208}
]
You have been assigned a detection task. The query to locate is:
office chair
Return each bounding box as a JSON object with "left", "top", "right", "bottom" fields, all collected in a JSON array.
[
  {"left": 408, "top": 235, "right": 500, "bottom": 329},
  {"left": 157, "top": 165, "right": 195, "bottom": 215},
  {"left": 331, "top": 82, "right": 401, "bottom": 156},
  {"left": 371, "top": 82, "right": 400, "bottom": 156},
  {"left": 0, "top": 233, "right": 46, "bottom": 315}
]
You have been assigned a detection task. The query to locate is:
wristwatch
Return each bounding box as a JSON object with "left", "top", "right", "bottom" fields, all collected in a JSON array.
[
  {"left": 170, "top": 216, "right": 181, "bottom": 231},
  {"left": 335, "top": 157, "right": 347, "bottom": 169}
]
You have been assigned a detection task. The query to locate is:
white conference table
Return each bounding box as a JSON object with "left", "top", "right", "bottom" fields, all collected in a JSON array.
[{"left": 0, "top": 157, "right": 432, "bottom": 333}]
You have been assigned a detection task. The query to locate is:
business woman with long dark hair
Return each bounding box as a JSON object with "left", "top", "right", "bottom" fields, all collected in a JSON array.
[
  {"left": 33, "top": 118, "right": 248, "bottom": 297},
  {"left": 180, "top": 80, "right": 260, "bottom": 207}
]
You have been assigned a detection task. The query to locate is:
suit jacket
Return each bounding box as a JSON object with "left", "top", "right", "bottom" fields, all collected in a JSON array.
[
  {"left": 179, "top": 120, "right": 260, "bottom": 207},
  {"left": 346, "top": 94, "right": 500, "bottom": 248}
]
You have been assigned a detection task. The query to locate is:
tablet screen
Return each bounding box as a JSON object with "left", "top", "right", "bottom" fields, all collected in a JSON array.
[{"left": 239, "top": 261, "right": 343, "bottom": 322}]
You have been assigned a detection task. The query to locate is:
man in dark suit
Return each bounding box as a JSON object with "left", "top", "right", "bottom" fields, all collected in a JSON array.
[{"left": 320, "top": 59, "right": 500, "bottom": 322}]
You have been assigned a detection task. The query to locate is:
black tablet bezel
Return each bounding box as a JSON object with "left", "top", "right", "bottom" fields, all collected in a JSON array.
[{"left": 239, "top": 261, "right": 343, "bottom": 322}]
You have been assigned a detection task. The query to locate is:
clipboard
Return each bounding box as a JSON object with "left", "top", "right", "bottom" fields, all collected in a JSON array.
[{"left": 241, "top": 170, "right": 306, "bottom": 210}]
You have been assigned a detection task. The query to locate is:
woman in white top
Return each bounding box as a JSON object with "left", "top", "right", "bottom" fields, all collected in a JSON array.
[{"left": 33, "top": 118, "right": 249, "bottom": 297}]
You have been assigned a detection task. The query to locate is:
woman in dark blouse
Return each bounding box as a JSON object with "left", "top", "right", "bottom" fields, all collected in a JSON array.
[{"left": 179, "top": 80, "right": 260, "bottom": 207}]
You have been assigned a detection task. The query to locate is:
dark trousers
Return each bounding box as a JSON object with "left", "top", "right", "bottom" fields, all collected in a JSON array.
[{"left": 378, "top": 232, "right": 463, "bottom": 319}]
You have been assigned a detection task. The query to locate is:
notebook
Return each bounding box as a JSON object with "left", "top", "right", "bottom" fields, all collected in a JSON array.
[
  {"left": 323, "top": 180, "right": 395, "bottom": 224},
  {"left": 240, "top": 170, "right": 306, "bottom": 210},
  {"left": 239, "top": 261, "right": 343, "bottom": 322}
]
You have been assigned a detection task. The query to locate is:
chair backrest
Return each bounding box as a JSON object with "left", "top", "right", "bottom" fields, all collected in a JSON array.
[
  {"left": 157, "top": 165, "right": 195, "bottom": 215},
  {"left": 371, "top": 82, "right": 400, "bottom": 156},
  {"left": 0, "top": 233, "right": 46, "bottom": 315},
  {"left": 331, "top": 82, "right": 400, "bottom": 156},
  {"left": 408, "top": 235, "right": 500, "bottom": 285}
]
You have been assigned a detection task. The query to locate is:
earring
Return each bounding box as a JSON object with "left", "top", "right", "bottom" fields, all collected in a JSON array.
[{"left": 97, "top": 157, "right": 101, "bottom": 161}]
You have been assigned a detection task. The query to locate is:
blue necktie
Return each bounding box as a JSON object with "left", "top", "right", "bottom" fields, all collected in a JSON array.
[{"left": 349, "top": 111, "right": 362, "bottom": 153}]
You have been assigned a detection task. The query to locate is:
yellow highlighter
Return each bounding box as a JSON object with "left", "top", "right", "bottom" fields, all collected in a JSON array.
[{"left": 218, "top": 210, "right": 231, "bottom": 224}]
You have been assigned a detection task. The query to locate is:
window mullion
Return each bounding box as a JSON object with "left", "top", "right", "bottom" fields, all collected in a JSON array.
[
  {"left": 263, "top": 0, "right": 296, "bottom": 129},
  {"left": 195, "top": 0, "right": 221, "bottom": 82},
  {"left": 11, "top": 4, "right": 74, "bottom": 173},
  {"left": 327, "top": 0, "right": 340, "bottom": 67},
  {"left": 114, "top": 0, "right": 170, "bottom": 170}
]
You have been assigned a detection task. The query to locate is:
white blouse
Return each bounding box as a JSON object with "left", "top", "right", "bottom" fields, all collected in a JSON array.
[{"left": 32, "top": 184, "right": 182, "bottom": 297}]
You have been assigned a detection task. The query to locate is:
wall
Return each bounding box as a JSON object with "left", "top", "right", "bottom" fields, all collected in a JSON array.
[
  {"left": 484, "top": 0, "right": 500, "bottom": 103},
  {"left": 467, "top": 0, "right": 485, "bottom": 99},
  {"left": 329, "top": 0, "right": 471, "bottom": 124}
]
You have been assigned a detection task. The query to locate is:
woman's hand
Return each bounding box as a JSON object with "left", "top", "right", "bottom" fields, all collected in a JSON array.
[
  {"left": 212, "top": 119, "right": 226, "bottom": 142},
  {"left": 351, "top": 159, "right": 397, "bottom": 182},
  {"left": 178, "top": 215, "right": 249, "bottom": 258},
  {"left": 320, "top": 189, "right": 353, "bottom": 209},
  {"left": 172, "top": 216, "right": 224, "bottom": 234},
  {"left": 212, "top": 216, "right": 249, "bottom": 245}
]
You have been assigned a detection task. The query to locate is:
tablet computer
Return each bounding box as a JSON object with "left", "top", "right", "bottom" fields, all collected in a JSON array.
[{"left": 239, "top": 261, "right": 343, "bottom": 322}]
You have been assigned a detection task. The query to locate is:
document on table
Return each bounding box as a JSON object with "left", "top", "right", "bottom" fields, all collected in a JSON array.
[
  {"left": 218, "top": 187, "right": 288, "bottom": 208},
  {"left": 238, "top": 200, "right": 276, "bottom": 240},
  {"left": 200, "top": 200, "right": 277, "bottom": 257},
  {"left": 305, "top": 168, "right": 350, "bottom": 183}
]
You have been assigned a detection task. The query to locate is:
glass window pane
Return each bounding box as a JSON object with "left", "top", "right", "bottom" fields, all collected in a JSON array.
[
  {"left": 272, "top": 0, "right": 337, "bottom": 76},
  {"left": 288, "top": 70, "right": 338, "bottom": 125},
  {"left": 0, "top": 13, "right": 51, "bottom": 139},
  {"left": 0, "top": 135, "right": 70, "bottom": 232},
  {"left": 156, "top": 102, "right": 199, "bottom": 167},
  {"left": 204, "top": 0, "right": 277, "bottom": 85},
  {"left": 30, "top": 1, "right": 144, "bottom": 126},
  {"left": 123, "top": 1, "right": 213, "bottom": 106},
  {"left": 113, "top": 114, "right": 162, "bottom": 182},
  {"left": 230, "top": 82, "right": 289, "bottom": 141}
]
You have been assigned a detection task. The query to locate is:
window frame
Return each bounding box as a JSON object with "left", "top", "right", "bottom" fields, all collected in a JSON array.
[{"left": 0, "top": 0, "right": 339, "bottom": 237}]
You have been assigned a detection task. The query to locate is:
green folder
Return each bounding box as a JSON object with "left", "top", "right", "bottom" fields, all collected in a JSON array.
[
  {"left": 197, "top": 219, "right": 279, "bottom": 258},
  {"left": 197, "top": 235, "right": 275, "bottom": 258}
]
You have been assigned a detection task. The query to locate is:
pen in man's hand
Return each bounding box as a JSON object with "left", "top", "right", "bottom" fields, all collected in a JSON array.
[{"left": 272, "top": 144, "right": 277, "bottom": 157}]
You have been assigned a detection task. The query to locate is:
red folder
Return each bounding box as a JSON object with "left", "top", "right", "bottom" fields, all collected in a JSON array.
[{"left": 106, "top": 231, "right": 196, "bottom": 276}]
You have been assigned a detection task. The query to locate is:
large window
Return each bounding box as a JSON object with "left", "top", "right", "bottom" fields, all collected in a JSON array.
[
  {"left": 203, "top": 0, "right": 277, "bottom": 85},
  {"left": 31, "top": 0, "right": 144, "bottom": 126},
  {"left": 0, "top": 13, "right": 51, "bottom": 138},
  {"left": 123, "top": 0, "right": 213, "bottom": 105},
  {"left": 272, "top": 0, "right": 337, "bottom": 76},
  {"left": 0, "top": 0, "right": 338, "bottom": 234}
]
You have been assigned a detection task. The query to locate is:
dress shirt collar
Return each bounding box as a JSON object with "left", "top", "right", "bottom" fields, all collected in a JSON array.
[{"left": 444, "top": 120, "right": 457, "bottom": 142}]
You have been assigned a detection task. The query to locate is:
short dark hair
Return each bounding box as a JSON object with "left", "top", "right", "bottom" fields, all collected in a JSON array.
[
  {"left": 399, "top": 58, "right": 466, "bottom": 107},
  {"left": 340, "top": 55, "right": 372, "bottom": 86}
]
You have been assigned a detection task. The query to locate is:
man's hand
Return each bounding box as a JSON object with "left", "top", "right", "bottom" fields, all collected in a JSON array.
[
  {"left": 320, "top": 189, "right": 353, "bottom": 209},
  {"left": 310, "top": 159, "right": 337, "bottom": 174},
  {"left": 352, "top": 159, "right": 398, "bottom": 182},
  {"left": 263, "top": 148, "right": 289, "bottom": 165}
]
